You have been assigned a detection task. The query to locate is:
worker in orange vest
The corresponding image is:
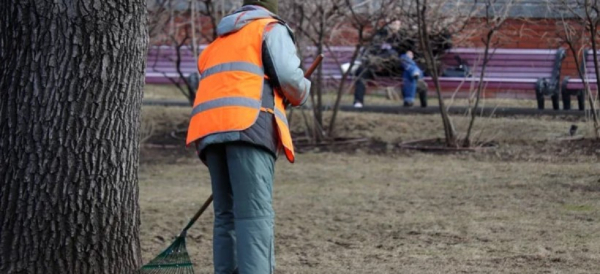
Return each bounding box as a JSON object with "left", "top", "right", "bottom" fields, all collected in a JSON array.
[{"left": 186, "top": 0, "right": 310, "bottom": 273}]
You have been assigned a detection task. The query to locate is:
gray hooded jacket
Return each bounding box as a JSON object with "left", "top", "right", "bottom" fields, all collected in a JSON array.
[{"left": 196, "top": 5, "right": 311, "bottom": 161}]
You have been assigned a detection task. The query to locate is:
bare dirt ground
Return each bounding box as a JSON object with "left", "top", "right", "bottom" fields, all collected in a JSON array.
[{"left": 139, "top": 103, "right": 600, "bottom": 273}]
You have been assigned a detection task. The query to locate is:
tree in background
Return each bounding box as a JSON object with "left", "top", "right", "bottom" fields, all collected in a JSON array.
[
  {"left": 464, "top": 0, "right": 514, "bottom": 147},
  {"left": 556, "top": 0, "right": 600, "bottom": 138},
  {"left": 280, "top": 0, "right": 401, "bottom": 142},
  {"left": 409, "top": 0, "right": 516, "bottom": 147},
  {"left": 280, "top": 0, "right": 348, "bottom": 142},
  {"left": 411, "top": 0, "right": 475, "bottom": 147},
  {"left": 147, "top": 0, "right": 238, "bottom": 105}
]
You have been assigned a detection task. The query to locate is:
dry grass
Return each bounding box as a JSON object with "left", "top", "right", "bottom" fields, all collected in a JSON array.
[
  {"left": 140, "top": 150, "right": 600, "bottom": 274},
  {"left": 143, "top": 84, "right": 542, "bottom": 108},
  {"left": 142, "top": 104, "right": 596, "bottom": 150},
  {"left": 144, "top": 84, "right": 186, "bottom": 100},
  {"left": 291, "top": 110, "right": 594, "bottom": 143},
  {"left": 140, "top": 105, "right": 600, "bottom": 273}
]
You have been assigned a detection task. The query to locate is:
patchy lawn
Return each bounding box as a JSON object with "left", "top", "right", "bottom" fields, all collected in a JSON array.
[
  {"left": 143, "top": 84, "right": 543, "bottom": 108},
  {"left": 139, "top": 105, "right": 600, "bottom": 273}
]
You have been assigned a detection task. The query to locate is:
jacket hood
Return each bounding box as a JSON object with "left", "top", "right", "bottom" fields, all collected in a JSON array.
[
  {"left": 400, "top": 54, "right": 414, "bottom": 67},
  {"left": 216, "top": 5, "right": 277, "bottom": 37}
]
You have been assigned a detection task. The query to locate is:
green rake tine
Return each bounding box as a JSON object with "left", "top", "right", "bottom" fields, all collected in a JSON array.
[{"left": 139, "top": 195, "right": 214, "bottom": 274}]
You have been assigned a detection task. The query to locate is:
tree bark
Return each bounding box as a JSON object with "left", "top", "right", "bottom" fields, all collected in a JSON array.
[
  {"left": 464, "top": 28, "right": 495, "bottom": 147},
  {"left": 416, "top": 0, "right": 458, "bottom": 147},
  {"left": 0, "top": 1, "right": 147, "bottom": 273}
]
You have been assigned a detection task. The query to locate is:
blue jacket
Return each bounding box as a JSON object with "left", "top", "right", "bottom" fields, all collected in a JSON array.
[
  {"left": 400, "top": 54, "right": 422, "bottom": 79},
  {"left": 400, "top": 54, "right": 423, "bottom": 102},
  {"left": 197, "top": 5, "right": 310, "bottom": 161}
]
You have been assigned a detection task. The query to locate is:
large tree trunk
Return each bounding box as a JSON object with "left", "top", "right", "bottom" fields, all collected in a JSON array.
[{"left": 0, "top": 1, "right": 147, "bottom": 273}]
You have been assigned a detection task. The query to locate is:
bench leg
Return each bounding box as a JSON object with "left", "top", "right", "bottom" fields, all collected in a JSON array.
[
  {"left": 551, "top": 93, "right": 560, "bottom": 110},
  {"left": 536, "top": 92, "right": 545, "bottom": 110},
  {"left": 577, "top": 90, "right": 585, "bottom": 111},
  {"left": 419, "top": 90, "right": 427, "bottom": 107},
  {"left": 562, "top": 88, "right": 571, "bottom": 110},
  {"left": 417, "top": 80, "right": 428, "bottom": 108}
]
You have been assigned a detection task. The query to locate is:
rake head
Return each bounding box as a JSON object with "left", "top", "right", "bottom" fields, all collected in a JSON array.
[
  {"left": 139, "top": 195, "right": 213, "bottom": 274},
  {"left": 139, "top": 234, "right": 194, "bottom": 274}
]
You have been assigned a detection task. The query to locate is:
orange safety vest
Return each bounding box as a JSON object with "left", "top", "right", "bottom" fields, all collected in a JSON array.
[{"left": 186, "top": 18, "right": 296, "bottom": 163}]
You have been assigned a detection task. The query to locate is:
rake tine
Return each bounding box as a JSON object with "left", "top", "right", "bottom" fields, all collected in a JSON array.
[{"left": 139, "top": 195, "right": 213, "bottom": 273}]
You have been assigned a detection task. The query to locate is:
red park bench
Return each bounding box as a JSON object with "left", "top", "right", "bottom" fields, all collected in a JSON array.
[
  {"left": 146, "top": 45, "right": 204, "bottom": 85},
  {"left": 562, "top": 49, "right": 600, "bottom": 110},
  {"left": 146, "top": 45, "right": 566, "bottom": 110}
]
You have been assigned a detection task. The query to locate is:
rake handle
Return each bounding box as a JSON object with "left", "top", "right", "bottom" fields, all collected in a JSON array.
[
  {"left": 181, "top": 194, "right": 214, "bottom": 234},
  {"left": 305, "top": 54, "right": 324, "bottom": 78}
]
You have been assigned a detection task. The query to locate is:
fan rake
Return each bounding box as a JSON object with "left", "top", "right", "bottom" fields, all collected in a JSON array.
[{"left": 139, "top": 195, "right": 213, "bottom": 274}]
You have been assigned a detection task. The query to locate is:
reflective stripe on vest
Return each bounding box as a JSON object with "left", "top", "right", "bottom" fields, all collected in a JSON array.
[
  {"left": 186, "top": 17, "right": 296, "bottom": 163},
  {"left": 274, "top": 108, "right": 288, "bottom": 128},
  {"left": 191, "top": 96, "right": 262, "bottom": 117},
  {"left": 200, "top": 62, "right": 264, "bottom": 81}
]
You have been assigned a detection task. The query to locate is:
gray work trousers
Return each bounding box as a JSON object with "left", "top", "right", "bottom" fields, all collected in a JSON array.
[{"left": 205, "top": 142, "right": 276, "bottom": 274}]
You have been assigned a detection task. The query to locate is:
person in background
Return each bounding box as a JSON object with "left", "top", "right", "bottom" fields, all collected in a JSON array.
[
  {"left": 352, "top": 20, "right": 452, "bottom": 108},
  {"left": 400, "top": 50, "right": 427, "bottom": 107},
  {"left": 353, "top": 20, "right": 406, "bottom": 108},
  {"left": 413, "top": 26, "right": 453, "bottom": 77}
]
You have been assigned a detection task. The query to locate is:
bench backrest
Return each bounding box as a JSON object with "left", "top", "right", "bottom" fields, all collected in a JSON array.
[
  {"left": 146, "top": 46, "right": 201, "bottom": 83},
  {"left": 146, "top": 45, "right": 356, "bottom": 82},
  {"left": 302, "top": 46, "right": 563, "bottom": 80},
  {"left": 302, "top": 46, "right": 356, "bottom": 78},
  {"left": 582, "top": 50, "right": 600, "bottom": 80},
  {"left": 441, "top": 48, "right": 562, "bottom": 80},
  {"left": 145, "top": 45, "right": 562, "bottom": 84}
]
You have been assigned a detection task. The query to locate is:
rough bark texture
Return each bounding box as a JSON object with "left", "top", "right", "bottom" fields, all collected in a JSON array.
[{"left": 0, "top": 1, "right": 147, "bottom": 273}]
